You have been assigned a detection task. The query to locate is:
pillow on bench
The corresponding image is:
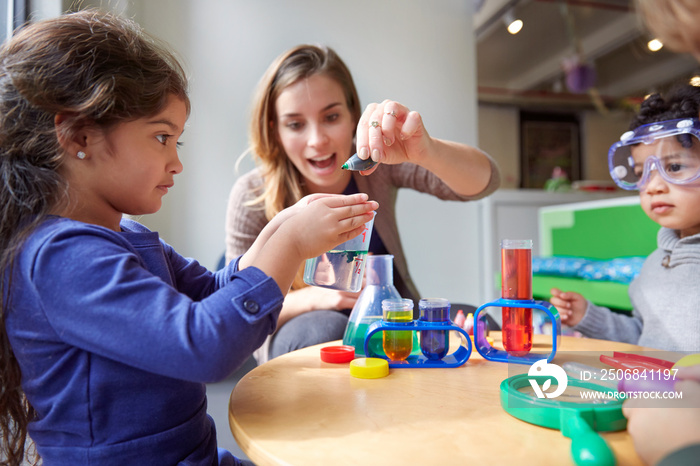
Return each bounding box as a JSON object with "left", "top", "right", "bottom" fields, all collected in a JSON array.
[{"left": 533, "top": 256, "right": 645, "bottom": 284}]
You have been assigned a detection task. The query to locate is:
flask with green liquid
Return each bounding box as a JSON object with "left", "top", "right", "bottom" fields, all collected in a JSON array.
[{"left": 343, "top": 255, "right": 417, "bottom": 356}]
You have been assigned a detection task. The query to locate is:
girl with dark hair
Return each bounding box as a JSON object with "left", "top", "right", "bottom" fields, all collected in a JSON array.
[{"left": 0, "top": 10, "right": 376, "bottom": 465}]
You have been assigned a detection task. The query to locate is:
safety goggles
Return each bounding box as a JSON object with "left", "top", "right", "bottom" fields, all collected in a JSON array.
[{"left": 608, "top": 118, "right": 700, "bottom": 190}]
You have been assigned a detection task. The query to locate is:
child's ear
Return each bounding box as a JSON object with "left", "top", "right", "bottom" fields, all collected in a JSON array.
[{"left": 54, "top": 113, "right": 90, "bottom": 157}]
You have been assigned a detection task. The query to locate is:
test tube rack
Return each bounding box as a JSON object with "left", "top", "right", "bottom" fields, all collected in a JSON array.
[
  {"left": 363, "top": 320, "right": 472, "bottom": 368},
  {"left": 473, "top": 298, "right": 561, "bottom": 365}
]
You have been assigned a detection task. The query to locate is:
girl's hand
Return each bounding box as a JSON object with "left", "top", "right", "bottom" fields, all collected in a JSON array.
[
  {"left": 279, "top": 193, "right": 377, "bottom": 262},
  {"left": 271, "top": 193, "right": 341, "bottom": 229},
  {"left": 238, "top": 193, "right": 346, "bottom": 271},
  {"left": 354, "top": 100, "right": 433, "bottom": 174},
  {"left": 549, "top": 288, "right": 588, "bottom": 326}
]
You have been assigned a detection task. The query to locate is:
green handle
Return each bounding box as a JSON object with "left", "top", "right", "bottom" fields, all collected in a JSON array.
[{"left": 566, "top": 414, "right": 616, "bottom": 466}]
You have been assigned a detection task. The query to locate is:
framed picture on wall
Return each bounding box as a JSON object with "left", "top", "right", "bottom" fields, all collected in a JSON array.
[{"left": 520, "top": 112, "right": 581, "bottom": 189}]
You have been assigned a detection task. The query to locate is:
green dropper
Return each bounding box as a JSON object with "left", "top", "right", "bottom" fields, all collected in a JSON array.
[{"left": 342, "top": 153, "right": 379, "bottom": 171}]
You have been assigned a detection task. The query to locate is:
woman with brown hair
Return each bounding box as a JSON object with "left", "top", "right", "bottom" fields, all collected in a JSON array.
[{"left": 225, "top": 44, "right": 500, "bottom": 362}]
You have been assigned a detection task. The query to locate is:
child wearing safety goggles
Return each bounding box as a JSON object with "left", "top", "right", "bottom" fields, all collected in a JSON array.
[{"left": 549, "top": 84, "right": 700, "bottom": 352}]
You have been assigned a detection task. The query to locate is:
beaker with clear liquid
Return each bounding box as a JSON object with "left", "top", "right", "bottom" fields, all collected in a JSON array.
[{"left": 303, "top": 216, "right": 374, "bottom": 292}]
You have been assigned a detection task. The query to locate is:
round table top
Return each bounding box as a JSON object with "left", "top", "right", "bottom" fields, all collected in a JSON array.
[{"left": 229, "top": 332, "right": 677, "bottom": 466}]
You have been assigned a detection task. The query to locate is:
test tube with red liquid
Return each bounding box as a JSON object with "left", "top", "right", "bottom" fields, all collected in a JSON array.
[{"left": 501, "top": 239, "right": 533, "bottom": 356}]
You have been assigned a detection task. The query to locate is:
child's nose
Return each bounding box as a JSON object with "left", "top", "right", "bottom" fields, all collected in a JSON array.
[
  {"left": 642, "top": 164, "right": 667, "bottom": 193},
  {"left": 169, "top": 152, "right": 183, "bottom": 174}
]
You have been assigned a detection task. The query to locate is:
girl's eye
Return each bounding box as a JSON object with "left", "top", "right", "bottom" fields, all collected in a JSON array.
[
  {"left": 156, "top": 134, "right": 182, "bottom": 147},
  {"left": 666, "top": 162, "right": 684, "bottom": 173},
  {"left": 286, "top": 121, "right": 303, "bottom": 131},
  {"left": 325, "top": 113, "right": 339, "bottom": 123}
]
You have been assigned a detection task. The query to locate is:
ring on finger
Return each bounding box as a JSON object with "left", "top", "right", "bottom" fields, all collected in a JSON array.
[
  {"left": 385, "top": 110, "right": 398, "bottom": 118},
  {"left": 370, "top": 121, "right": 381, "bottom": 128}
]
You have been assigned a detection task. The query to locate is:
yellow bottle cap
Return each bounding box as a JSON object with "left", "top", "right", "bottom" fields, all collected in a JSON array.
[
  {"left": 350, "top": 358, "right": 389, "bottom": 379},
  {"left": 673, "top": 353, "right": 700, "bottom": 368}
]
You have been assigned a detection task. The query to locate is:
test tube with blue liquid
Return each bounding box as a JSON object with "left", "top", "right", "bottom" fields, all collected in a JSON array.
[{"left": 419, "top": 298, "right": 450, "bottom": 360}]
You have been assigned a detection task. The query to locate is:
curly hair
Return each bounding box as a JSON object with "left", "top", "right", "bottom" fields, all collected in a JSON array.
[
  {"left": 629, "top": 84, "right": 700, "bottom": 130},
  {"left": 0, "top": 9, "right": 189, "bottom": 465}
]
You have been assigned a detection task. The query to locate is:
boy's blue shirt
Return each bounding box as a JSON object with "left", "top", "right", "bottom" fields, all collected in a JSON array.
[{"left": 6, "top": 216, "right": 283, "bottom": 465}]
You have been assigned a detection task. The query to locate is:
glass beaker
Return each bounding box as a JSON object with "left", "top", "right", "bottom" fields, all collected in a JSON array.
[
  {"left": 303, "top": 215, "right": 374, "bottom": 292},
  {"left": 419, "top": 298, "right": 450, "bottom": 360},
  {"left": 342, "top": 254, "right": 401, "bottom": 356},
  {"left": 382, "top": 298, "right": 414, "bottom": 361},
  {"left": 501, "top": 239, "right": 533, "bottom": 356}
]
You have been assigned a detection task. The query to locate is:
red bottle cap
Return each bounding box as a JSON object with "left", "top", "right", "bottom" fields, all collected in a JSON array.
[{"left": 320, "top": 345, "right": 356, "bottom": 363}]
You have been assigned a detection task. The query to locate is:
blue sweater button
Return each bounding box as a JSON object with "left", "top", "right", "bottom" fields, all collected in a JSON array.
[{"left": 243, "top": 299, "right": 260, "bottom": 314}]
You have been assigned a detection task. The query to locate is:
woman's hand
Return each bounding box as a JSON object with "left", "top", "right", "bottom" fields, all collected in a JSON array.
[
  {"left": 276, "top": 261, "right": 368, "bottom": 328},
  {"left": 353, "top": 100, "right": 494, "bottom": 196},
  {"left": 354, "top": 100, "right": 432, "bottom": 174},
  {"left": 281, "top": 286, "right": 360, "bottom": 323}
]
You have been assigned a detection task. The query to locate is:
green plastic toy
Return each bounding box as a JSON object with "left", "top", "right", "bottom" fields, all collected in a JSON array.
[{"left": 500, "top": 374, "right": 627, "bottom": 466}]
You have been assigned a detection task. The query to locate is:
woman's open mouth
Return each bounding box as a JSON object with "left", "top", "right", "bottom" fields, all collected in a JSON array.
[{"left": 308, "top": 153, "right": 337, "bottom": 171}]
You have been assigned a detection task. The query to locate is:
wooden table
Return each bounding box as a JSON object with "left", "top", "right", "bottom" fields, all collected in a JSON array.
[{"left": 229, "top": 332, "right": 677, "bottom": 465}]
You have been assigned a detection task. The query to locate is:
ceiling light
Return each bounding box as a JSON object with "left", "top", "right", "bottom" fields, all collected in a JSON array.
[
  {"left": 690, "top": 76, "right": 700, "bottom": 87},
  {"left": 507, "top": 19, "right": 523, "bottom": 35},
  {"left": 647, "top": 38, "right": 663, "bottom": 52},
  {"left": 503, "top": 10, "right": 523, "bottom": 35}
]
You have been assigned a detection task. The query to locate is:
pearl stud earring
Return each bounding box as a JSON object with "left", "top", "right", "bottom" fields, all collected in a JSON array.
[{"left": 77, "top": 151, "right": 86, "bottom": 160}]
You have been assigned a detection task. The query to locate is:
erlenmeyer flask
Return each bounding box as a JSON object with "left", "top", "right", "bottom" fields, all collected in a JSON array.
[{"left": 342, "top": 255, "right": 402, "bottom": 356}]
